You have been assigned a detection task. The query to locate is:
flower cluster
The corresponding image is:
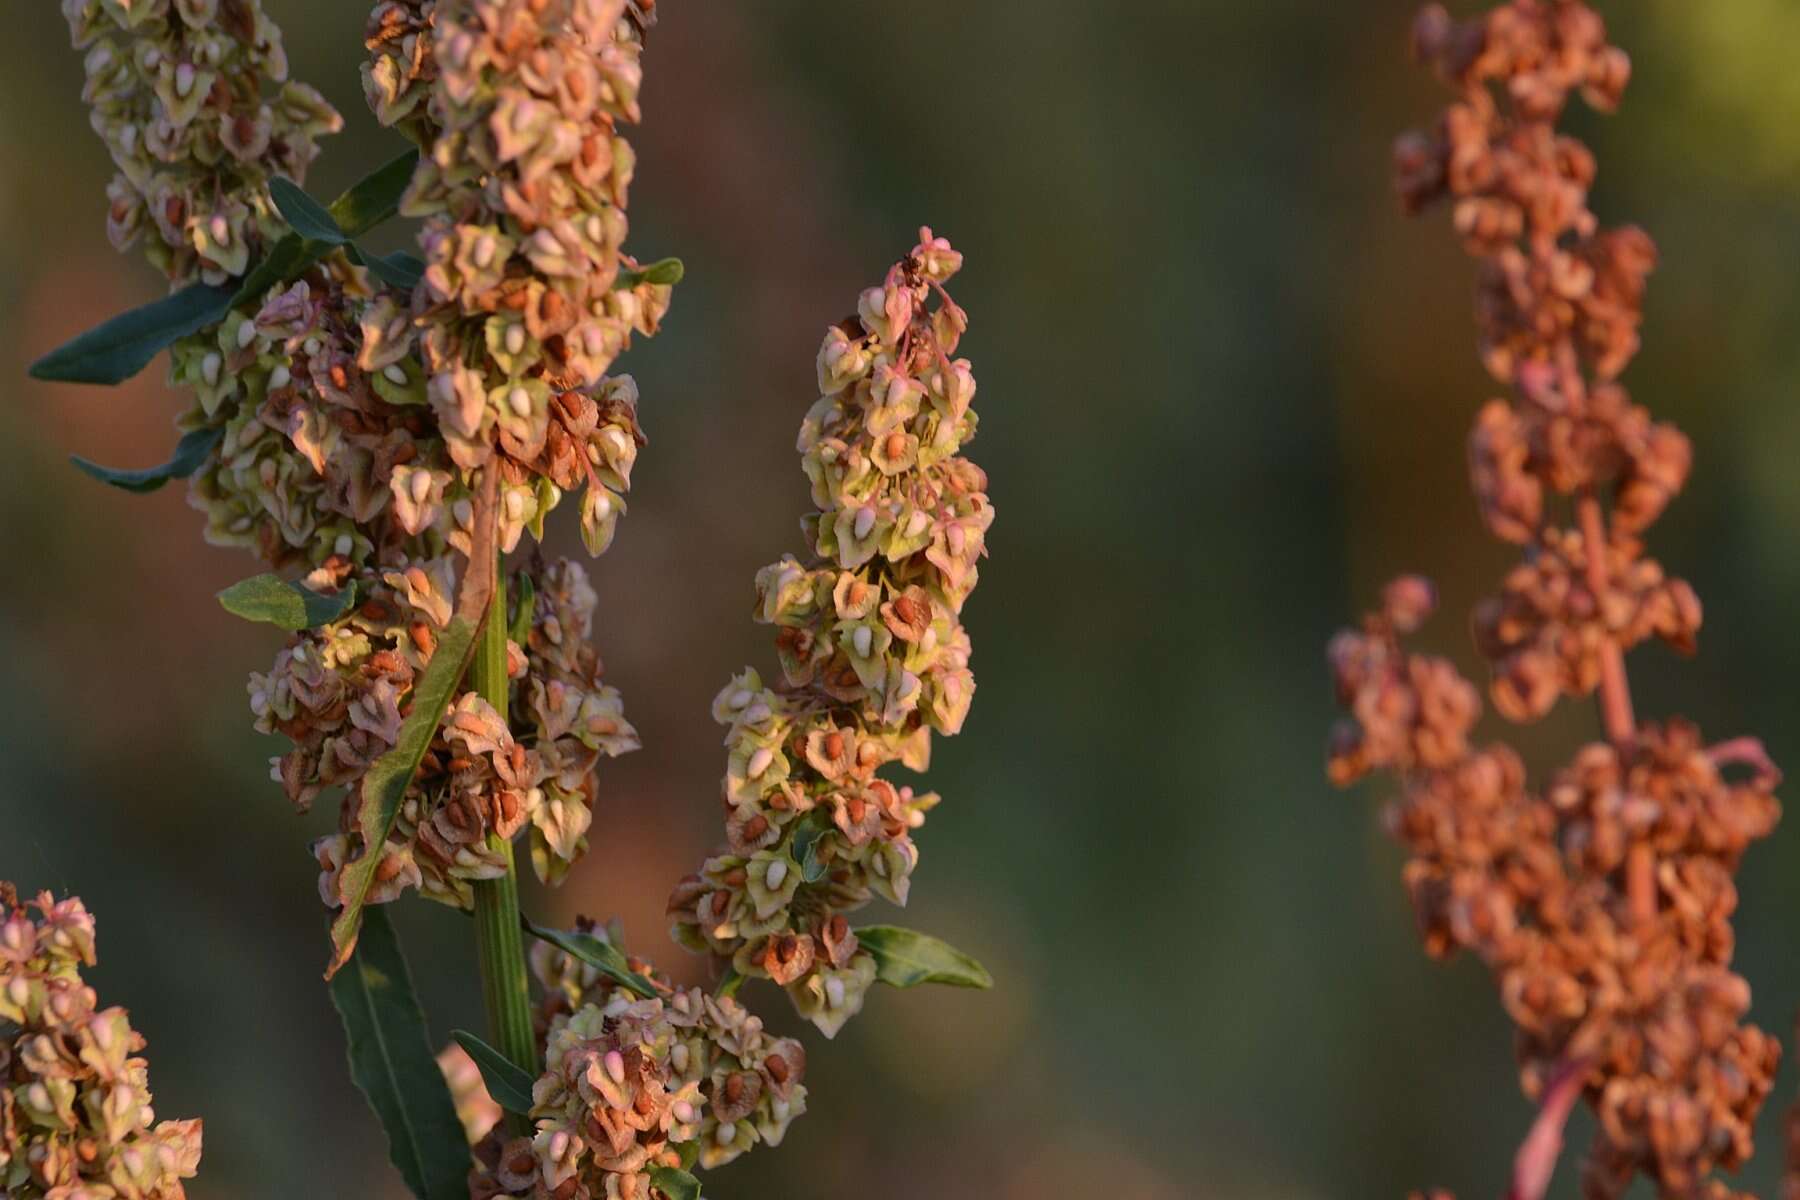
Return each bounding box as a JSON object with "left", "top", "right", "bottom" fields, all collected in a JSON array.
[
  {"left": 667, "top": 231, "right": 992, "bottom": 1037},
  {"left": 63, "top": 0, "right": 342, "bottom": 285},
  {"left": 252, "top": 554, "right": 637, "bottom": 909},
  {"left": 53, "top": 0, "right": 679, "bottom": 920},
  {"left": 1331, "top": 4, "right": 1786, "bottom": 1198},
  {"left": 0, "top": 884, "right": 202, "bottom": 1199},
  {"left": 1331, "top": 587, "right": 1779, "bottom": 1199},
  {"left": 399, "top": 0, "right": 670, "bottom": 560},
  {"left": 469, "top": 922, "right": 806, "bottom": 1197}
]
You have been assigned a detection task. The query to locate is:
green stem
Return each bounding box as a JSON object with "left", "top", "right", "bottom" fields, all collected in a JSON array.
[{"left": 468, "top": 554, "right": 535, "bottom": 1131}]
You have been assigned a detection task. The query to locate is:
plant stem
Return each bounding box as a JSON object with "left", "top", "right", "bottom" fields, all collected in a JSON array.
[
  {"left": 1576, "top": 491, "right": 1635, "bottom": 749},
  {"left": 468, "top": 552, "right": 535, "bottom": 1127}
]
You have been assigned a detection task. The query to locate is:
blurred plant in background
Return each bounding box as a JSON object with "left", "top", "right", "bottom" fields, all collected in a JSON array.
[{"left": 1331, "top": 3, "right": 1796, "bottom": 1198}]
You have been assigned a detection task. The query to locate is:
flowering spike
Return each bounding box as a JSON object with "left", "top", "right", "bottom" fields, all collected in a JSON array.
[
  {"left": 668, "top": 230, "right": 993, "bottom": 1037},
  {"left": 1332, "top": 5, "right": 1782, "bottom": 1198},
  {"left": 0, "top": 885, "right": 202, "bottom": 1198}
]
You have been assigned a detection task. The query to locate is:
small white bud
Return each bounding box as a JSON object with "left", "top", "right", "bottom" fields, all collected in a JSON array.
[
  {"left": 383, "top": 364, "right": 408, "bottom": 384},
  {"left": 334, "top": 534, "right": 353, "bottom": 557},
  {"left": 604, "top": 1049, "right": 626, "bottom": 1083},
  {"left": 504, "top": 324, "right": 526, "bottom": 355},
  {"left": 747, "top": 747, "right": 773, "bottom": 779},
  {"left": 200, "top": 351, "right": 222, "bottom": 385},
  {"left": 825, "top": 976, "right": 846, "bottom": 1009},
  {"left": 268, "top": 364, "right": 291, "bottom": 389},
  {"left": 508, "top": 386, "right": 532, "bottom": 417},
  {"left": 714, "top": 1121, "right": 737, "bottom": 1146},
  {"left": 235, "top": 319, "right": 256, "bottom": 349},
  {"left": 174, "top": 62, "right": 196, "bottom": 97},
  {"left": 765, "top": 859, "right": 788, "bottom": 890},
  {"left": 409, "top": 471, "right": 432, "bottom": 504},
  {"left": 853, "top": 506, "right": 876, "bottom": 540},
  {"left": 851, "top": 626, "right": 873, "bottom": 659},
  {"left": 727, "top": 689, "right": 753, "bottom": 710}
]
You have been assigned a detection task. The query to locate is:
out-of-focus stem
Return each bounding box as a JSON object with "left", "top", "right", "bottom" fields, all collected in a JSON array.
[
  {"left": 1576, "top": 491, "right": 1635, "bottom": 749},
  {"left": 1505, "top": 1059, "right": 1586, "bottom": 1200},
  {"left": 469, "top": 553, "right": 535, "bottom": 1132}
]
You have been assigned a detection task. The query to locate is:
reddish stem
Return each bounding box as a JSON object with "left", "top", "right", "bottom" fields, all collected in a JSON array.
[
  {"left": 1505, "top": 1059, "right": 1587, "bottom": 1200},
  {"left": 1576, "top": 491, "right": 1635, "bottom": 749}
]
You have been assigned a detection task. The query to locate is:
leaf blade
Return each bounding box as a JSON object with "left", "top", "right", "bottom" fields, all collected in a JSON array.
[
  {"left": 450, "top": 1030, "right": 536, "bottom": 1115},
  {"left": 647, "top": 1166, "right": 702, "bottom": 1200},
  {"left": 615, "top": 256, "right": 684, "bottom": 289},
  {"left": 329, "top": 906, "right": 472, "bottom": 1200},
  {"left": 71, "top": 425, "right": 221, "bottom": 494},
  {"left": 269, "top": 176, "right": 348, "bottom": 244},
  {"left": 327, "top": 612, "right": 479, "bottom": 975},
  {"left": 29, "top": 282, "right": 234, "bottom": 386},
  {"left": 857, "top": 926, "right": 993, "bottom": 990},
  {"left": 331, "top": 149, "right": 420, "bottom": 237},
  {"left": 521, "top": 920, "right": 658, "bottom": 999},
  {"left": 217, "top": 573, "right": 357, "bottom": 631}
]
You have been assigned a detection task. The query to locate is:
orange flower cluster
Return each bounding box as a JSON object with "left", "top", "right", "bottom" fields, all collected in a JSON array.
[{"left": 1330, "top": 4, "right": 1788, "bottom": 1198}]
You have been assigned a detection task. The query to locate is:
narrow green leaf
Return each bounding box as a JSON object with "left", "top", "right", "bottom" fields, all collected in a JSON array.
[
  {"left": 451, "top": 1030, "right": 536, "bottom": 1115},
  {"left": 857, "top": 926, "right": 993, "bottom": 990},
  {"left": 358, "top": 248, "right": 426, "bottom": 290},
  {"left": 672, "top": 1141, "right": 699, "bottom": 1171},
  {"left": 31, "top": 151, "right": 421, "bottom": 388},
  {"left": 331, "top": 149, "right": 421, "bottom": 237},
  {"left": 234, "top": 148, "right": 419, "bottom": 309},
  {"left": 29, "top": 282, "right": 234, "bottom": 386},
  {"left": 648, "top": 1166, "right": 702, "bottom": 1200},
  {"left": 329, "top": 906, "right": 472, "bottom": 1200},
  {"left": 218, "top": 573, "right": 357, "bottom": 631},
  {"left": 616, "top": 256, "right": 684, "bottom": 289},
  {"left": 328, "top": 613, "right": 479, "bottom": 976},
  {"left": 521, "top": 920, "right": 658, "bottom": 999},
  {"left": 269, "top": 177, "right": 348, "bottom": 244},
  {"left": 71, "top": 425, "right": 221, "bottom": 494}
]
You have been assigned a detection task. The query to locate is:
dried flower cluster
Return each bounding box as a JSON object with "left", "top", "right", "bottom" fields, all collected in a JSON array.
[
  {"left": 668, "top": 230, "right": 992, "bottom": 1037},
  {"left": 252, "top": 554, "right": 638, "bottom": 906},
  {"left": 63, "top": 0, "right": 342, "bottom": 285},
  {"left": 57, "top": 0, "right": 671, "bottom": 921},
  {"left": 1332, "top": 4, "right": 1785, "bottom": 1198},
  {"left": 0, "top": 884, "right": 201, "bottom": 1199},
  {"left": 467, "top": 922, "right": 807, "bottom": 1198}
]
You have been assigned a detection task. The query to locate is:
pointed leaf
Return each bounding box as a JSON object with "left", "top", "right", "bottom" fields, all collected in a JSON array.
[
  {"left": 358, "top": 248, "right": 426, "bottom": 290},
  {"left": 451, "top": 1030, "right": 536, "bottom": 1115},
  {"left": 521, "top": 919, "right": 659, "bottom": 999},
  {"left": 330, "top": 906, "right": 472, "bottom": 1200},
  {"left": 331, "top": 149, "right": 421, "bottom": 237},
  {"left": 673, "top": 1141, "right": 699, "bottom": 1171},
  {"left": 615, "top": 256, "right": 684, "bottom": 289},
  {"left": 71, "top": 425, "right": 221, "bottom": 493},
  {"left": 647, "top": 1166, "right": 702, "bottom": 1200},
  {"left": 218, "top": 573, "right": 357, "bottom": 631},
  {"left": 328, "top": 612, "right": 479, "bottom": 975},
  {"left": 857, "top": 926, "right": 993, "bottom": 990},
  {"left": 29, "top": 282, "right": 235, "bottom": 386},
  {"left": 269, "top": 176, "right": 348, "bottom": 244}
]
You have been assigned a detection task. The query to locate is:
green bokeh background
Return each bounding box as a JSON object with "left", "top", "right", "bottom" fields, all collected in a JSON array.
[{"left": 4, "top": 3, "right": 1800, "bottom": 1197}]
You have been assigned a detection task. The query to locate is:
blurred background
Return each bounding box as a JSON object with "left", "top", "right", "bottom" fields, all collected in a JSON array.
[{"left": 3, "top": 2, "right": 1799, "bottom": 1197}]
